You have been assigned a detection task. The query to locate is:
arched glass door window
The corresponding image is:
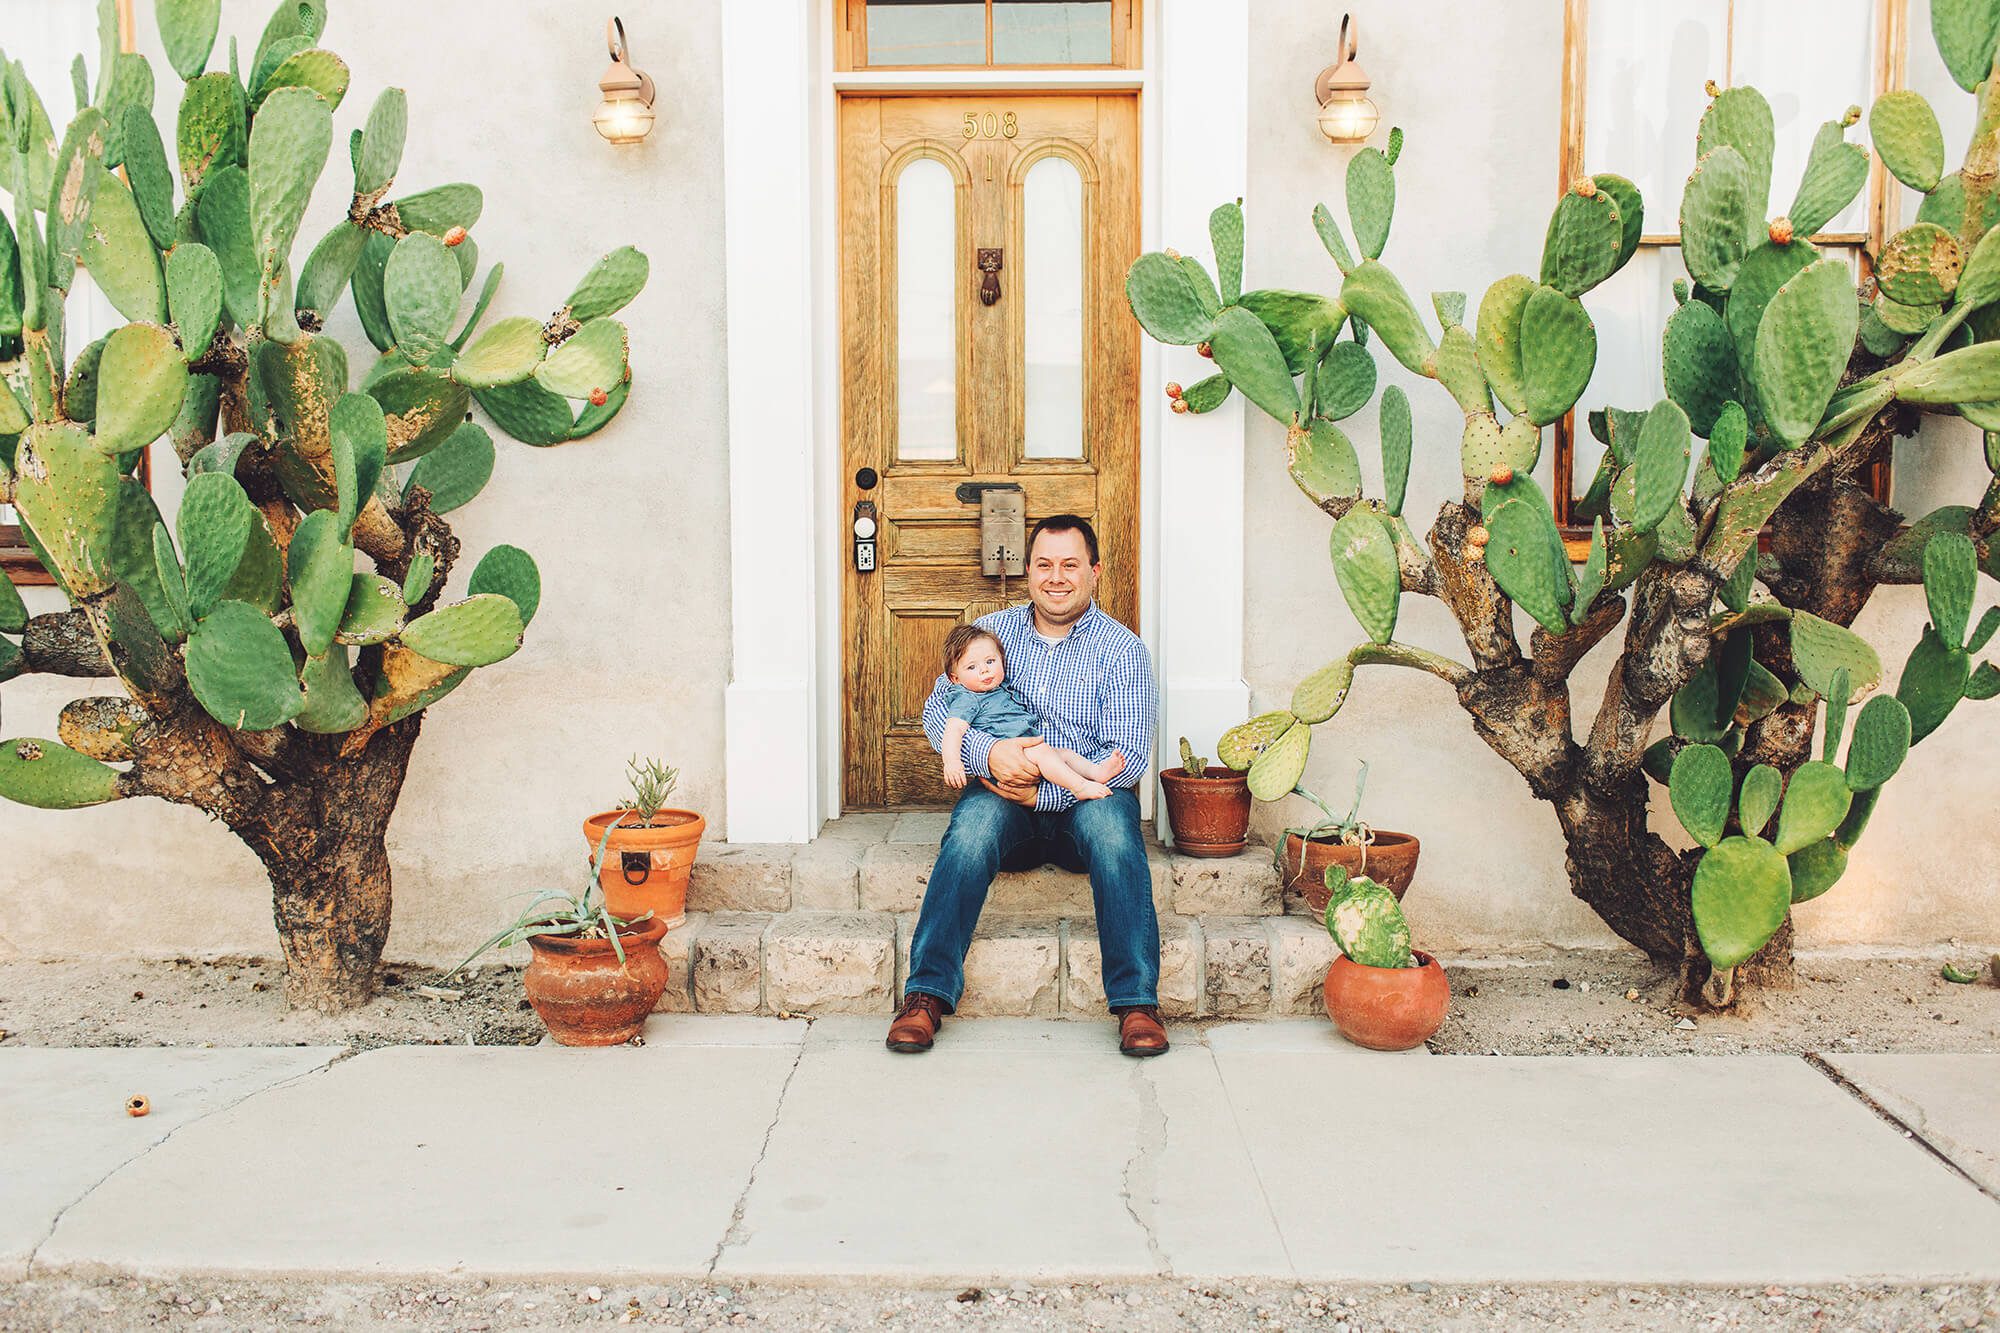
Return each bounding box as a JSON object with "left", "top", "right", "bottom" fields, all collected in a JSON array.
[
  {"left": 1021, "top": 155, "right": 1085, "bottom": 460},
  {"left": 895, "top": 156, "right": 960, "bottom": 462}
]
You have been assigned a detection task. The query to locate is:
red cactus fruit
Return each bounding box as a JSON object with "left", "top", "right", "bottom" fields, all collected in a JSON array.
[
  {"left": 1166, "top": 382, "right": 1184, "bottom": 399},
  {"left": 1572, "top": 177, "right": 1597, "bottom": 198},
  {"left": 1197, "top": 342, "right": 1213, "bottom": 359},
  {"left": 1489, "top": 466, "right": 1514, "bottom": 486},
  {"left": 443, "top": 226, "right": 468, "bottom": 247},
  {"left": 1768, "top": 216, "right": 1795, "bottom": 245},
  {"left": 588, "top": 387, "right": 609, "bottom": 407},
  {"left": 1467, "top": 524, "right": 1491, "bottom": 547},
  {"left": 1170, "top": 399, "right": 1191, "bottom": 415}
]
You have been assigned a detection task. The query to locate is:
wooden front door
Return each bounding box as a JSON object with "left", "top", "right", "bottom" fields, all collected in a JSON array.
[{"left": 840, "top": 94, "right": 1140, "bottom": 808}]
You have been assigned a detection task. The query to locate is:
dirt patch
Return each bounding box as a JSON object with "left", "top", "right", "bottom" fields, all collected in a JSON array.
[
  {"left": 0, "top": 951, "right": 1994, "bottom": 1055},
  {"left": 1, "top": 1274, "right": 1995, "bottom": 1332}
]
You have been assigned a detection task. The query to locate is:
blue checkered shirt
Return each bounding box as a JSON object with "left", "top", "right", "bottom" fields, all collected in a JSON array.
[{"left": 923, "top": 602, "right": 1158, "bottom": 812}]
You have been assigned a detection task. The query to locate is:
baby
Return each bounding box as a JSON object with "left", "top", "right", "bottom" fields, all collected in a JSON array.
[{"left": 936, "top": 623, "right": 1124, "bottom": 800}]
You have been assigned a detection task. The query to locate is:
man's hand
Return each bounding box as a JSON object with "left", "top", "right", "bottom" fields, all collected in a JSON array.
[
  {"left": 980, "top": 776, "right": 1040, "bottom": 808},
  {"left": 988, "top": 736, "right": 1042, "bottom": 786}
]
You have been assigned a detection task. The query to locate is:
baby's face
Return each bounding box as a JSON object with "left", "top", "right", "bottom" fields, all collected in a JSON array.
[{"left": 950, "top": 640, "right": 1005, "bottom": 692}]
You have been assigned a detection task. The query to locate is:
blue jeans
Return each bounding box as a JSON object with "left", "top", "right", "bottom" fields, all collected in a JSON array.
[{"left": 905, "top": 785, "right": 1159, "bottom": 1012}]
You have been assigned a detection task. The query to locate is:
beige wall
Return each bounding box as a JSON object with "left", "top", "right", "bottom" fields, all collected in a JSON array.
[
  {"left": 1241, "top": 0, "right": 2000, "bottom": 952},
  {"left": 3, "top": 0, "right": 1996, "bottom": 965},
  {"left": 0, "top": 1, "right": 731, "bottom": 963}
]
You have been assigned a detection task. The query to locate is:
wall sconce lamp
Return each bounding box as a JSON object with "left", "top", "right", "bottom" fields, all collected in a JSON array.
[
  {"left": 1314, "top": 14, "right": 1380, "bottom": 144},
  {"left": 593, "top": 17, "right": 656, "bottom": 144}
]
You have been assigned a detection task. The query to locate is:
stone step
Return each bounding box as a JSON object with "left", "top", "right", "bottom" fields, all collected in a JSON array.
[
  {"left": 650, "top": 909, "right": 1341, "bottom": 1021},
  {"left": 686, "top": 817, "right": 1294, "bottom": 920}
]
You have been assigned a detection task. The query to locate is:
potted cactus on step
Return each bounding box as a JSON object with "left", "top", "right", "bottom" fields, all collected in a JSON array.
[
  {"left": 1274, "top": 761, "right": 1420, "bottom": 915},
  {"left": 1159, "top": 736, "right": 1251, "bottom": 856},
  {"left": 584, "top": 756, "right": 703, "bottom": 929}
]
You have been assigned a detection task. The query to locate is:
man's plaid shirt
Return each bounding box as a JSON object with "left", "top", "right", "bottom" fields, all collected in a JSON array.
[{"left": 922, "top": 602, "right": 1158, "bottom": 812}]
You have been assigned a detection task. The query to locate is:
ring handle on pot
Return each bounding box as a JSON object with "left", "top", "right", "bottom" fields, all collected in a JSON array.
[{"left": 620, "top": 850, "right": 653, "bottom": 885}]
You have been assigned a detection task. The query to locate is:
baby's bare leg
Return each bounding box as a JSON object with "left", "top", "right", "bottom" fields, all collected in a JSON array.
[
  {"left": 1032, "top": 746, "right": 1113, "bottom": 800},
  {"left": 1050, "top": 748, "right": 1125, "bottom": 784}
]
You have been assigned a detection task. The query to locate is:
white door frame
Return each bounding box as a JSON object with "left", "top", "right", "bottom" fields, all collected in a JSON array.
[{"left": 720, "top": 0, "right": 1251, "bottom": 842}]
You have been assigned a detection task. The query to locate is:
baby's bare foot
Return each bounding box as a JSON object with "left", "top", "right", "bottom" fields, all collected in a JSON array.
[
  {"left": 1074, "top": 779, "right": 1113, "bottom": 799},
  {"left": 1101, "top": 751, "right": 1125, "bottom": 778}
]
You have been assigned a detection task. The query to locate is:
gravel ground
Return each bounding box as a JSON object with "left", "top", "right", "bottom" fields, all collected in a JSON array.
[
  {"left": 2, "top": 1275, "right": 1997, "bottom": 1332},
  {"left": 1, "top": 951, "right": 1995, "bottom": 1055}
]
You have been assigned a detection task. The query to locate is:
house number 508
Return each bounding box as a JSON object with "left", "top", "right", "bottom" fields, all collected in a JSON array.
[{"left": 962, "top": 112, "right": 1019, "bottom": 139}]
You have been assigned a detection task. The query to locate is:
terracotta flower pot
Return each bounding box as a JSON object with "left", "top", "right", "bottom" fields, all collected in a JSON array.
[
  {"left": 1159, "top": 767, "right": 1253, "bottom": 857},
  {"left": 523, "top": 914, "right": 672, "bottom": 1046},
  {"left": 583, "top": 809, "right": 705, "bottom": 928},
  {"left": 1322, "top": 949, "right": 1450, "bottom": 1051},
  {"left": 1280, "top": 829, "right": 1420, "bottom": 915}
]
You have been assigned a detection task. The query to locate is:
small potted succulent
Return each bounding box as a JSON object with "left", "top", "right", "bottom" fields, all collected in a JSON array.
[
  {"left": 1160, "top": 737, "right": 1252, "bottom": 857},
  {"left": 1320, "top": 865, "right": 1449, "bottom": 1051},
  {"left": 1276, "top": 762, "right": 1420, "bottom": 915},
  {"left": 583, "top": 757, "right": 704, "bottom": 928},
  {"left": 449, "top": 819, "right": 670, "bottom": 1046}
]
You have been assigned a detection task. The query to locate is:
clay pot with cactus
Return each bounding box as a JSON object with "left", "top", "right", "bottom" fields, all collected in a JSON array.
[
  {"left": 583, "top": 757, "right": 704, "bottom": 929},
  {"left": 1159, "top": 737, "right": 1251, "bottom": 857},
  {"left": 1319, "top": 864, "right": 1449, "bottom": 1051},
  {"left": 1276, "top": 763, "right": 1419, "bottom": 916}
]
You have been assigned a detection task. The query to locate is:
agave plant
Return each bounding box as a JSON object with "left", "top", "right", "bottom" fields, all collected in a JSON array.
[
  {"left": 0, "top": 1, "right": 647, "bottom": 1010},
  {"left": 1129, "top": 16, "right": 2000, "bottom": 1006}
]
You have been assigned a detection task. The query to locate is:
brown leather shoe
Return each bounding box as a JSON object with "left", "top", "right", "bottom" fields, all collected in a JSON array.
[
  {"left": 1117, "top": 1005, "right": 1169, "bottom": 1057},
  {"left": 886, "top": 992, "right": 946, "bottom": 1052}
]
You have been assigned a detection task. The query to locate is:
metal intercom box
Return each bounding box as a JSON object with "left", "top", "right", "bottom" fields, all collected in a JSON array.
[{"left": 980, "top": 486, "right": 1027, "bottom": 576}]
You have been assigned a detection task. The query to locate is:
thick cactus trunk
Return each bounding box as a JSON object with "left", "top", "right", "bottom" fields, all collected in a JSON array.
[{"left": 241, "top": 720, "right": 422, "bottom": 1012}]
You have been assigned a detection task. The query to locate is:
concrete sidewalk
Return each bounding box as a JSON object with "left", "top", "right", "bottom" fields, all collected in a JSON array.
[{"left": 5, "top": 1019, "right": 1998, "bottom": 1286}]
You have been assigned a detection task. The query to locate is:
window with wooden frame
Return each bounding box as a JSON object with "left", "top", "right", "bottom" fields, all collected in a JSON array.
[
  {"left": 3, "top": 0, "right": 141, "bottom": 586},
  {"left": 837, "top": 0, "right": 1139, "bottom": 71},
  {"left": 1551, "top": 0, "right": 1904, "bottom": 551}
]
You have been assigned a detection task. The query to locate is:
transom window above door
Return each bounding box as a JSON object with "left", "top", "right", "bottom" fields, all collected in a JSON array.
[{"left": 841, "top": 0, "right": 1138, "bottom": 70}]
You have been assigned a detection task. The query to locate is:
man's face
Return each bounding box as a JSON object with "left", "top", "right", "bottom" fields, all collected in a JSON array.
[{"left": 1026, "top": 527, "right": 1099, "bottom": 624}]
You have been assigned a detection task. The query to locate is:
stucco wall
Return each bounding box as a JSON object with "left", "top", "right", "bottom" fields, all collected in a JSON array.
[
  {"left": 0, "top": 1, "right": 730, "bottom": 963},
  {"left": 1241, "top": 0, "right": 2000, "bottom": 952}
]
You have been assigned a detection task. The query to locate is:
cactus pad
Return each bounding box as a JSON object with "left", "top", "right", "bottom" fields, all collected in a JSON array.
[
  {"left": 78, "top": 164, "right": 166, "bottom": 323},
  {"left": 174, "top": 471, "right": 256, "bottom": 620},
  {"left": 1124, "top": 251, "right": 1215, "bottom": 345},
  {"left": 1291, "top": 656, "right": 1355, "bottom": 725},
  {"left": 1325, "top": 876, "right": 1413, "bottom": 969},
  {"left": 1680, "top": 146, "right": 1757, "bottom": 292},
  {"left": 1737, "top": 763, "right": 1783, "bottom": 838},
  {"left": 185, "top": 599, "right": 305, "bottom": 731},
  {"left": 1631, "top": 400, "right": 1691, "bottom": 535},
  {"left": 1706, "top": 400, "right": 1750, "bottom": 484},
  {"left": 295, "top": 644, "right": 368, "bottom": 735},
  {"left": 1480, "top": 473, "right": 1573, "bottom": 634},
  {"left": 167, "top": 243, "right": 224, "bottom": 363},
  {"left": 1218, "top": 710, "right": 1295, "bottom": 772},
  {"left": 1519, "top": 285, "right": 1596, "bottom": 426},
  {"left": 1313, "top": 340, "right": 1377, "bottom": 420},
  {"left": 1772, "top": 760, "right": 1853, "bottom": 855},
  {"left": 94, "top": 323, "right": 189, "bottom": 456},
  {"left": 1238, "top": 290, "right": 1345, "bottom": 375},
  {"left": 0, "top": 737, "right": 121, "bottom": 809},
  {"left": 1844, "top": 694, "right": 1912, "bottom": 790},
  {"left": 1662, "top": 298, "right": 1737, "bottom": 436},
  {"left": 286, "top": 508, "right": 353, "bottom": 657},
  {"left": 450, "top": 315, "right": 543, "bottom": 389},
  {"left": 1379, "top": 385, "right": 1412, "bottom": 517},
  {"left": 1870, "top": 90, "right": 1946, "bottom": 192},
  {"left": 384, "top": 232, "right": 462, "bottom": 367},
  {"left": 1894, "top": 341, "right": 2000, "bottom": 403},
  {"left": 1789, "top": 611, "right": 1882, "bottom": 702},
  {"left": 1287, "top": 420, "right": 1362, "bottom": 505},
  {"left": 404, "top": 421, "right": 495, "bottom": 514},
  {"left": 366, "top": 356, "right": 470, "bottom": 462},
  {"left": 1668, "top": 742, "right": 1733, "bottom": 848},
  {"left": 1692, "top": 834, "right": 1792, "bottom": 969},
  {"left": 246, "top": 86, "right": 333, "bottom": 289},
  {"left": 1540, "top": 185, "right": 1624, "bottom": 297},
  {"left": 1754, "top": 258, "right": 1860, "bottom": 446},
  {"left": 1329, "top": 506, "right": 1400, "bottom": 644},
  {"left": 12, "top": 422, "right": 120, "bottom": 595},
  {"left": 1345, "top": 147, "right": 1395, "bottom": 260},
  {"left": 535, "top": 318, "right": 628, "bottom": 401},
  {"left": 1897, "top": 625, "right": 1972, "bottom": 743},
  {"left": 397, "top": 593, "right": 524, "bottom": 668},
  {"left": 1789, "top": 115, "right": 1870, "bottom": 237},
  {"left": 1433, "top": 325, "right": 1490, "bottom": 414},
  {"left": 1696, "top": 87, "right": 1775, "bottom": 220},
  {"left": 1206, "top": 306, "right": 1300, "bottom": 422},
  {"left": 468, "top": 544, "right": 541, "bottom": 626},
  {"left": 1341, "top": 261, "right": 1435, "bottom": 376},
  {"left": 336, "top": 573, "right": 406, "bottom": 646},
  {"left": 1923, "top": 531, "right": 1978, "bottom": 647},
  {"left": 1474, "top": 274, "right": 1535, "bottom": 416},
  {"left": 1876, "top": 223, "right": 1962, "bottom": 305},
  {"left": 1246, "top": 720, "right": 1310, "bottom": 802}
]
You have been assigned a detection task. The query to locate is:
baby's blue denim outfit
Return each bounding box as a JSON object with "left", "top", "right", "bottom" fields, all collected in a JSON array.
[{"left": 942, "top": 680, "right": 1041, "bottom": 740}]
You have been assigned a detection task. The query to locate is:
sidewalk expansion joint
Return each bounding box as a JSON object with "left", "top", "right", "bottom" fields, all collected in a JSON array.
[
  {"left": 1804, "top": 1052, "right": 2000, "bottom": 1206},
  {"left": 1206, "top": 1044, "right": 1298, "bottom": 1277},
  {"left": 705, "top": 1024, "right": 811, "bottom": 1275},
  {"left": 22, "top": 1045, "right": 361, "bottom": 1276},
  {"left": 1120, "top": 1059, "right": 1170, "bottom": 1274}
]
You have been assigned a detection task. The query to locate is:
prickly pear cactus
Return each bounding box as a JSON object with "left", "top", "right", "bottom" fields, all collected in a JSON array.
[
  {"left": 1324, "top": 872, "right": 1414, "bottom": 969},
  {"left": 1127, "top": 24, "right": 2000, "bottom": 1009},
  {"left": 0, "top": 2, "right": 650, "bottom": 1011}
]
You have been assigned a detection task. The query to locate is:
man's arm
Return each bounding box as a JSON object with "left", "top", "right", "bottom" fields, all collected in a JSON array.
[
  {"left": 1085, "top": 638, "right": 1159, "bottom": 791},
  {"left": 921, "top": 673, "right": 997, "bottom": 778}
]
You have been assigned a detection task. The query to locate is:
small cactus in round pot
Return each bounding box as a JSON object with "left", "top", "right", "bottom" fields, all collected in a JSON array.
[
  {"left": 1159, "top": 736, "right": 1251, "bottom": 857},
  {"left": 1320, "top": 865, "right": 1450, "bottom": 1051},
  {"left": 1275, "top": 762, "right": 1421, "bottom": 913}
]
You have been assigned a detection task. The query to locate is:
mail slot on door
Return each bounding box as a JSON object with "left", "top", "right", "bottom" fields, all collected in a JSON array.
[{"left": 980, "top": 486, "right": 1026, "bottom": 576}]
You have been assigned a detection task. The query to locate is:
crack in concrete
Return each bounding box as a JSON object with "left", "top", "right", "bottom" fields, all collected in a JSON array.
[
  {"left": 705, "top": 1027, "right": 811, "bottom": 1276},
  {"left": 1120, "top": 1058, "right": 1171, "bottom": 1273},
  {"left": 1805, "top": 1053, "right": 2000, "bottom": 1206},
  {"left": 1205, "top": 1043, "right": 1298, "bottom": 1278},
  {"left": 23, "top": 1046, "right": 358, "bottom": 1276}
]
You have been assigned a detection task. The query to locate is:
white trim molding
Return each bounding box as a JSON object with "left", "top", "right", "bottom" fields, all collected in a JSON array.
[
  {"left": 721, "top": 0, "right": 1252, "bottom": 842},
  {"left": 721, "top": 0, "right": 820, "bottom": 843}
]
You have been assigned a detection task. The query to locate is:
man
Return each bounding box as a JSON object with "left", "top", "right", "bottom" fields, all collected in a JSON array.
[{"left": 887, "top": 514, "right": 1165, "bottom": 1057}]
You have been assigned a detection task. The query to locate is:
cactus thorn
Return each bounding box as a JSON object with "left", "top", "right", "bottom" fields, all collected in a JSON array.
[
  {"left": 1489, "top": 465, "right": 1514, "bottom": 486},
  {"left": 1467, "top": 524, "right": 1491, "bottom": 546},
  {"left": 1197, "top": 341, "right": 1213, "bottom": 359},
  {"left": 1769, "top": 216, "right": 1795, "bottom": 245},
  {"left": 1571, "top": 177, "right": 1598, "bottom": 198},
  {"left": 443, "top": 225, "right": 468, "bottom": 247},
  {"left": 1166, "top": 382, "right": 1184, "bottom": 399}
]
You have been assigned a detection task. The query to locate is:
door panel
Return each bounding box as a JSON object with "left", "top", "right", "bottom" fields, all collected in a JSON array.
[{"left": 841, "top": 94, "right": 1140, "bottom": 807}]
